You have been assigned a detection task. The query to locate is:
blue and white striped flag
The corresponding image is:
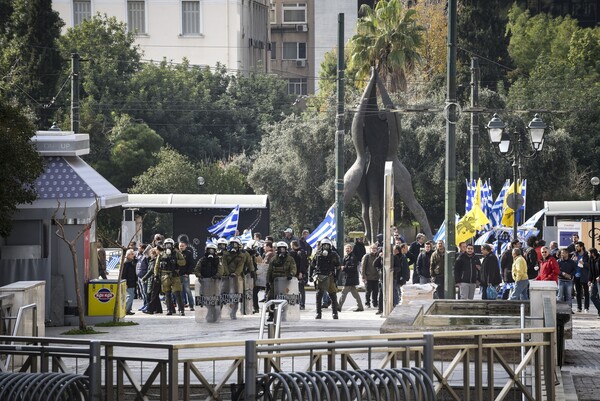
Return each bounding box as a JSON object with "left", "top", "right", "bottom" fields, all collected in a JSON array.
[
  {"left": 106, "top": 250, "right": 121, "bottom": 272},
  {"left": 521, "top": 208, "right": 546, "bottom": 228},
  {"left": 207, "top": 205, "right": 239, "bottom": 238},
  {"left": 306, "top": 205, "right": 337, "bottom": 249},
  {"left": 432, "top": 214, "right": 460, "bottom": 243},
  {"left": 239, "top": 229, "right": 252, "bottom": 244},
  {"left": 465, "top": 179, "right": 476, "bottom": 214},
  {"left": 490, "top": 180, "right": 510, "bottom": 227}
]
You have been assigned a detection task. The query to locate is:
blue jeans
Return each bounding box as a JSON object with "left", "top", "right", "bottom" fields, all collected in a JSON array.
[
  {"left": 510, "top": 279, "right": 529, "bottom": 300},
  {"left": 557, "top": 279, "right": 574, "bottom": 309},
  {"left": 180, "top": 275, "right": 195, "bottom": 309},
  {"left": 126, "top": 287, "right": 135, "bottom": 312}
]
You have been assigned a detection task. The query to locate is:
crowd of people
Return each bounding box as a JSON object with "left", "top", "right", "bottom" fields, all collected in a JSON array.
[{"left": 104, "top": 229, "right": 600, "bottom": 319}]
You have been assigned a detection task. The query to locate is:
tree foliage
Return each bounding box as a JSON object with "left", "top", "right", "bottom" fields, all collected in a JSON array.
[
  {"left": 350, "top": 0, "right": 424, "bottom": 92},
  {"left": 0, "top": 0, "right": 64, "bottom": 128},
  {"left": 57, "top": 14, "right": 142, "bottom": 163},
  {"left": 125, "top": 61, "right": 293, "bottom": 162},
  {"left": 95, "top": 115, "right": 164, "bottom": 191},
  {"left": 0, "top": 98, "right": 44, "bottom": 237}
]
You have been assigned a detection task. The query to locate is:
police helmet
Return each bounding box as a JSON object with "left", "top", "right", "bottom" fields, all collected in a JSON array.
[
  {"left": 276, "top": 241, "right": 288, "bottom": 250},
  {"left": 217, "top": 238, "right": 228, "bottom": 249},
  {"left": 229, "top": 238, "right": 242, "bottom": 247},
  {"left": 164, "top": 238, "right": 175, "bottom": 247},
  {"left": 206, "top": 243, "right": 217, "bottom": 251},
  {"left": 321, "top": 238, "right": 332, "bottom": 250}
]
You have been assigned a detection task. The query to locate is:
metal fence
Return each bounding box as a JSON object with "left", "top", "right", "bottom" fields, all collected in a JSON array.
[{"left": 0, "top": 325, "right": 556, "bottom": 401}]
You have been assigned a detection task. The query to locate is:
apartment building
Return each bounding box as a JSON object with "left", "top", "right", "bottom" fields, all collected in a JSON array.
[{"left": 53, "top": 0, "right": 271, "bottom": 73}]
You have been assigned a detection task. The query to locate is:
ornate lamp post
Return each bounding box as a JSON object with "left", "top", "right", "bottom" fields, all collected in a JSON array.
[{"left": 486, "top": 114, "right": 547, "bottom": 241}]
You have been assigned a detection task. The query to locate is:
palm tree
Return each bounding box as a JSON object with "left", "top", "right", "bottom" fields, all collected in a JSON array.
[{"left": 350, "top": 0, "right": 425, "bottom": 92}]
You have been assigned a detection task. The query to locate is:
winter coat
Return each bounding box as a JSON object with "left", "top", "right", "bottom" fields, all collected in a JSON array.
[
  {"left": 480, "top": 253, "right": 502, "bottom": 286},
  {"left": 341, "top": 254, "right": 360, "bottom": 286},
  {"left": 512, "top": 255, "right": 528, "bottom": 282},
  {"left": 536, "top": 257, "right": 560, "bottom": 283},
  {"left": 453, "top": 253, "right": 480, "bottom": 284}
]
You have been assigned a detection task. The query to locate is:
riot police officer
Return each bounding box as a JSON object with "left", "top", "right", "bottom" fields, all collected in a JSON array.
[
  {"left": 222, "top": 238, "right": 245, "bottom": 319},
  {"left": 266, "top": 242, "right": 296, "bottom": 321},
  {"left": 195, "top": 243, "right": 224, "bottom": 279},
  {"left": 216, "top": 238, "right": 229, "bottom": 259},
  {"left": 155, "top": 238, "right": 186, "bottom": 316},
  {"left": 310, "top": 238, "right": 341, "bottom": 319}
]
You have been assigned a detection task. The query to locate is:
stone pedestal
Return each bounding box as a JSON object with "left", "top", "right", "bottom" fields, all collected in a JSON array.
[{"left": 529, "top": 280, "right": 558, "bottom": 367}]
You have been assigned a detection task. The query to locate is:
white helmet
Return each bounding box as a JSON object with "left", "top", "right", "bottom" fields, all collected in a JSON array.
[
  {"left": 229, "top": 238, "right": 242, "bottom": 246},
  {"left": 276, "top": 241, "right": 288, "bottom": 250},
  {"left": 164, "top": 238, "right": 175, "bottom": 246},
  {"left": 217, "top": 238, "right": 228, "bottom": 245},
  {"left": 206, "top": 243, "right": 217, "bottom": 251}
]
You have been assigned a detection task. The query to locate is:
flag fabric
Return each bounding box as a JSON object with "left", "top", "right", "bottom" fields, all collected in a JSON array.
[
  {"left": 521, "top": 208, "right": 546, "bottom": 228},
  {"left": 306, "top": 205, "right": 337, "bottom": 249},
  {"left": 456, "top": 179, "right": 490, "bottom": 246},
  {"left": 106, "top": 250, "right": 121, "bottom": 272},
  {"left": 519, "top": 179, "right": 527, "bottom": 224},
  {"left": 433, "top": 214, "right": 460, "bottom": 243},
  {"left": 465, "top": 179, "right": 476, "bottom": 214},
  {"left": 207, "top": 205, "right": 239, "bottom": 238},
  {"left": 239, "top": 229, "right": 253, "bottom": 244},
  {"left": 501, "top": 181, "right": 522, "bottom": 227},
  {"left": 483, "top": 180, "right": 494, "bottom": 220},
  {"left": 490, "top": 180, "right": 510, "bottom": 227},
  {"left": 474, "top": 230, "right": 494, "bottom": 245}
]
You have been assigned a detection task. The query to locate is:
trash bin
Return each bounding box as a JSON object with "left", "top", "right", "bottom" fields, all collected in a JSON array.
[{"left": 87, "top": 280, "right": 126, "bottom": 317}]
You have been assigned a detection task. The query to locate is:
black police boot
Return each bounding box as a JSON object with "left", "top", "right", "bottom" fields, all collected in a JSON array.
[
  {"left": 331, "top": 293, "right": 339, "bottom": 319},
  {"left": 174, "top": 291, "right": 185, "bottom": 316},
  {"left": 165, "top": 291, "right": 174, "bottom": 315}
]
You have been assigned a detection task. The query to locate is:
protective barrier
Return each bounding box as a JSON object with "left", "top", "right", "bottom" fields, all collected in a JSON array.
[
  {"left": 255, "top": 367, "right": 435, "bottom": 401},
  {"left": 0, "top": 372, "right": 89, "bottom": 401}
]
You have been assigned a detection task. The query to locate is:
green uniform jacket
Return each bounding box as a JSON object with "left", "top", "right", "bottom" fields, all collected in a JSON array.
[
  {"left": 242, "top": 250, "right": 255, "bottom": 274},
  {"left": 224, "top": 251, "right": 245, "bottom": 276},
  {"left": 268, "top": 255, "right": 297, "bottom": 282},
  {"left": 154, "top": 250, "right": 186, "bottom": 275}
]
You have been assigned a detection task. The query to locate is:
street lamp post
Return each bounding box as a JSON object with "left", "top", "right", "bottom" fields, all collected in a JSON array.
[
  {"left": 591, "top": 176, "right": 599, "bottom": 248},
  {"left": 486, "top": 114, "right": 547, "bottom": 241}
]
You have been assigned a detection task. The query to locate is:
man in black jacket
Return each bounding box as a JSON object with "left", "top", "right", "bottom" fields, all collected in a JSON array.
[
  {"left": 408, "top": 233, "right": 426, "bottom": 283},
  {"left": 453, "top": 244, "right": 480, "bottom": 300},
  {"left": 122, "top": 249, "right": 138, "bottom": 315}
]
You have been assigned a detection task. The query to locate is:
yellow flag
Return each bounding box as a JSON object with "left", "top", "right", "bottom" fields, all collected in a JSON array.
[
  {"left": 501, "top": 180, "right": 522, "bottom": 227},
  {"left": 456, "top": 180, "right": 490, "bottom": 246}
]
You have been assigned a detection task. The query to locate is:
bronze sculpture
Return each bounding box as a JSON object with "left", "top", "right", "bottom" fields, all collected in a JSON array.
[{"left": 344, "top": 70, "right": 432, "bottom": 242}]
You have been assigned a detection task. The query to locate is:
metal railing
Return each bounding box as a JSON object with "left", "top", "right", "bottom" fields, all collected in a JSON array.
[{"left": 0, "top": 325, "right": 556, "bottom": 401}]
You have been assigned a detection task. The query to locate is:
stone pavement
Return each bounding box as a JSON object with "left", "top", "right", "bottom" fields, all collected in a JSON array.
[{"left": 562, "top": 309, "right": 600, "bottom": 401}]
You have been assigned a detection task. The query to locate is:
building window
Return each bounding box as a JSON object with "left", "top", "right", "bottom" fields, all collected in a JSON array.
[
  {"left": 73, "top": 0, "right": 91, "bottom": 26},
  {"left": 282, "top": 42, "right": 306, "bottom": 60},
  {"left": 288, "top": 78, "right": 307, "bottom": 96},
  {"left": 282, "top": 3, "right": 306, "bottom": 24},
  {"left": 127, "top": 1, "right": 146, "bottom": 34},
  {"left": 270, "top": 1, "right": 276, "bottom": 23},
  {"left": 182, "top": 1, "right": 201, "bottom": 35},
  {"left": 270, "top": 42, "right": 276, "bottom": 60}
]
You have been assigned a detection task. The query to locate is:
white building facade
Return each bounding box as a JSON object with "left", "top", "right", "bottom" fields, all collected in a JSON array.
[{"left": 53, "top": 0, "right": 270, "bottom": 73}]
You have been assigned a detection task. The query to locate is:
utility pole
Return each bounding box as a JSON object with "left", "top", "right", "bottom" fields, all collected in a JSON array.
[
  {"left": 71, "top": 53, "right": 80, "bottom": 133},
  {"left": 335, "top": 13, "right": 345, "bottom": 252},
  {"left": 470, "top": 57, "right": 480, "bottom": 182},
  {"left": 444, "top": 0, "right": 457, "bottom": 300}
]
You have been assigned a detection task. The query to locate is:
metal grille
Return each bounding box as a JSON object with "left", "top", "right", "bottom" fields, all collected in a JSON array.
[
  {"left": 182, "top": 1, "right": 200, "bottom": 35},
  {"left": 127, "top": 1, "right": 146, "bottom": 34}
]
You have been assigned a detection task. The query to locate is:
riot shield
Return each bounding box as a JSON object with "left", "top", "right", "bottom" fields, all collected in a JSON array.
[
  {"left": 194, "top": 277, "right": 222, "bottom": 323},
  {"left": 255, "top": 263, "right": 268, "bottom": 288},
  {"left": 221, "top": 276, "right": 244, "bottom": 320},
  {"left": 274, "top": 277, "right": 300, "bottom": 322},
  {"left": 242, "top": 273, "right": 254, "bottom": 315}
]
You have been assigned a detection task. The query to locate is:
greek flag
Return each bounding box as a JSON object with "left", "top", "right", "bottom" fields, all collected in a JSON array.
[
  {"left": 207, "top": 205, "right": 239, "bottom": 238},
  {"left": 465, "top": 179, "right": 476, "bottom": 214},
  {"left": 239, "top": 229, "right": 252, "bottom": 244},
  {"left": 521, "top": 208, "right": 546, "bottom": 228},
  {"left": 306, "top": 205, "right": 337, "bottom": 249},
  {"left": 432, "top": 214, "right": 460, "bottom": 243},
  {"left": 490, "top": 180, "right": 510, "bottom": 227}
]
